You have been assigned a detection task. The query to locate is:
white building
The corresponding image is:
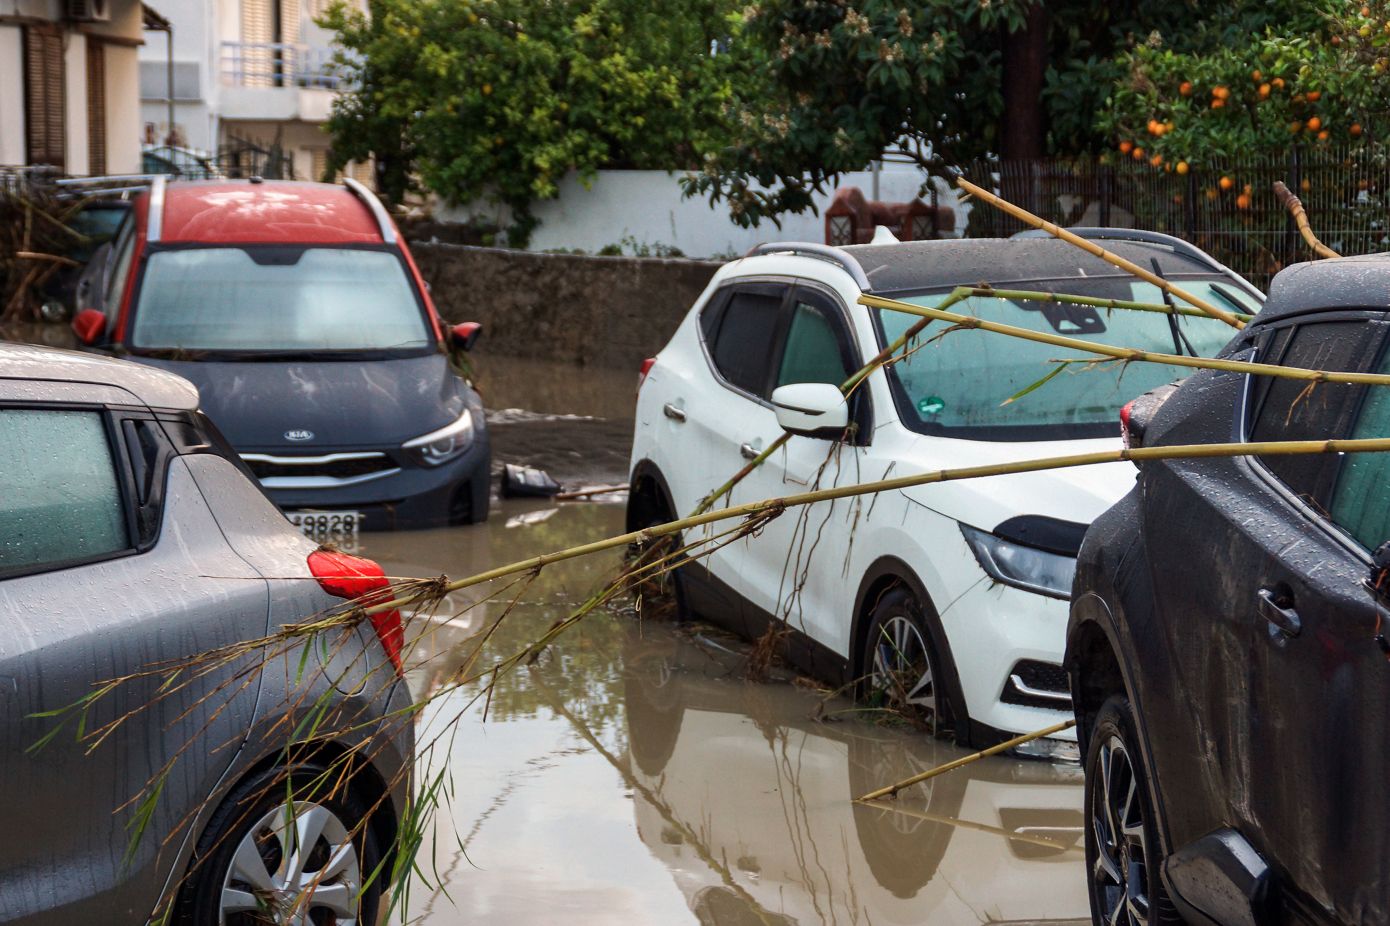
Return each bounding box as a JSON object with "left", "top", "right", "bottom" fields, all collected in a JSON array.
[
  {"left": 137, "top": 0, "right": 369, "bottom": 183},
  {"left": 0, "top": 0, "right": 157, "bottom": 175}
]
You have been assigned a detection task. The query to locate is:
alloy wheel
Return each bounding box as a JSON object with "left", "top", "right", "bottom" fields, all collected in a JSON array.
[
  {"left": 220, "top": 799, "right": 362, "bottom": 926},
  {"left": 870, "top": 614, "right": 937, "bottom": 718},
  {"left": 1091, "top": 734, "right": 1152, "bottom": 926}
]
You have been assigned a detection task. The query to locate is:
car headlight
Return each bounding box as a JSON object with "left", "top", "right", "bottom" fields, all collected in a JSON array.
[
  {"left": 402, "top": 408, "right": 475, "bottom": 467},
  {"left": 960, "top": 523, "right": 1077, "bottom": 600}
]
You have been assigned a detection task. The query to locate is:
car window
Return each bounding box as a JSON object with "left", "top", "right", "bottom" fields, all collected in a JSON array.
[
  {"left": 1248, "top": 319, "right": 1385, "bottom": 507},
  {"left": 777, "top": 296, "right": 853, "bottom": 388},
  {"left": 1330, "top": 347, "right": 1390, "bottom": 551},
  {"left": 103, "top": 217, "right": 136, "bottom": 319},
  {"left": 709, "top": 289, "right": 784, "bottom": 397},
  {"left": 0, "top": 409, "right": 129, "bottom": 574}
]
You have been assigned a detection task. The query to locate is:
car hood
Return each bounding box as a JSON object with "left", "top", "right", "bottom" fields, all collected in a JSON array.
[
  {"left": 132, "top": 352, "right": 466, "bottom": 450},
  {"left": 896, "top": 435, "right": 1135, "bottom": 536}
]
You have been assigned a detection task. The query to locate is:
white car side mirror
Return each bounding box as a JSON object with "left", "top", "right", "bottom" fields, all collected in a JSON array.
[{"left": 771, "top": 383, "right": 849, "bottom": 439}]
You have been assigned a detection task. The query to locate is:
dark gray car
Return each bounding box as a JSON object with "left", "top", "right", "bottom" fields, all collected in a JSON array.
[{"left": 0, "top": 344, "right": 413, "bottom": 925}]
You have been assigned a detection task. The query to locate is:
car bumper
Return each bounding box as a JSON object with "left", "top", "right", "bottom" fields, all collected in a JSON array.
[
  {"left": 248, "top": 433, "right": 492, "bottom": 530},
  {"left": 937, "top": 576, "right": 1077, "bottom": 741}
]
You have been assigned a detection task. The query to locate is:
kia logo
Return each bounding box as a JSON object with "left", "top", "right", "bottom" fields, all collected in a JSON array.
[{"left": 284, "top": 429, "right": 315, "bottom": 442}]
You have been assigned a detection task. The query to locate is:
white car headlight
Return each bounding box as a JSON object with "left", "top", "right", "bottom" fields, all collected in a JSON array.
[
  {"left": 403, "top": 408, "right": 475, "bottom": 467},
  {"left": 960, "top": 524, "right": 1077, "bottom": 600}
]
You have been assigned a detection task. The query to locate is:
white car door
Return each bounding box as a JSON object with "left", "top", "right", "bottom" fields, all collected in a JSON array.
[{"left": 728, "top": 282, "right": 870, "bottom": 663}]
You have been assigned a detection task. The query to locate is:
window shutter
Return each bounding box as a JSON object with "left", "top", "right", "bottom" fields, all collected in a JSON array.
[
  {"left": 241, "top": 0, "right": 273, "bottom": 87},
  {"left": 86, "top": 41, "right": 107, "bottom": 176},
  {"left": 280, "top": 0, "right": 301, "bottom": 47},
  {"left": 24, "top": 24, "right": 66, "bottom": 171}
]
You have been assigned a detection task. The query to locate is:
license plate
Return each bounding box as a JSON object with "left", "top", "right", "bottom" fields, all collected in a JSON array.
[{"left": 287, "top": 510, "right": 364, "bottom": 538}]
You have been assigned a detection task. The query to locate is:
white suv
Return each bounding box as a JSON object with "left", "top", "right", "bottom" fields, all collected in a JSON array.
[{"left": 627, "top": 234, "right": 1263, "bottom": 747}]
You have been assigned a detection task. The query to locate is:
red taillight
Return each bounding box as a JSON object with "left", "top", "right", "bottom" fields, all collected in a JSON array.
[
  {"left": 307, "top": 550, "right": 403, "bottom": 674},
  {"left": 1119, "top": 399, "right": 1136, "bottom": 449},
  {"left": 637, "top": 357, "right": 656, "bottom": 396}
]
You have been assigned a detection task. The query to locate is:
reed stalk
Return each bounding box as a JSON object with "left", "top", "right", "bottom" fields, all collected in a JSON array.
[
  {"left": 1274, "top": 180, "right": 1340, "bottom": 259},
  {"left": 957, "top": 286, "right": 1253, "bottom": 322},
  {"left": 860, "top": 290, "right": 1390, "bottom": 387},
  {"left": 956, "top": 178, "right": 1246, "bottom": 330}
]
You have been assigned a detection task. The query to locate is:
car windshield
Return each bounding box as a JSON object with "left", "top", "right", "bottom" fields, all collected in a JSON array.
[
  {"left": 876, "top": 276, "right": 1260, "bottom": 439},
  {"left": 130, "top": 247, "right": 433, "bottom": 354}
]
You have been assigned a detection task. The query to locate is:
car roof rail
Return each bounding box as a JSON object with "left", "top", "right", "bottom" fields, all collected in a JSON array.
[
  {"left": 146, "top": 174, "right": 168, "bottom": 244},
  {"left": 743, "top": 241, "right": 872, "bottom": 291},
  {"left": 1010, "top": 226, "right": 1263, "bottom": 299},
  {"left": 343, "top": 177, "right": 397, "bottom": 245}
]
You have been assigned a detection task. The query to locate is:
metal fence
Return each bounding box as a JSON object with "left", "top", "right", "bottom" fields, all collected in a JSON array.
[
  {"left": 959, "top": 148, "right": 1390, "bottom": 291},
  {"left": 220, "top": 42, "right": 342, "bottom": 90}
]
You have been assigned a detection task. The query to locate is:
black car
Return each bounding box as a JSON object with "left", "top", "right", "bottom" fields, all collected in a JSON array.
[{"left": 1066, "top": 253, "right": 1390, "bottom": 926}]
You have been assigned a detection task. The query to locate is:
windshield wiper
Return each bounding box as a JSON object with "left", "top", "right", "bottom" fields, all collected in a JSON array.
[{"left": 1150, "top": 258, "right": 1198, "bottom": 357}]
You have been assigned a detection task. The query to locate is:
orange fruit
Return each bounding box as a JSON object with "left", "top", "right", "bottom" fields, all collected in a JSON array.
[
  {"left": 1272, "top": 77, "right": 1286, "bottom": 90},
  {"left": 1363, "top": 5, "right": 1371, "bottom": 16},
  {"left": 1332, "top": 34, "right": 1343, "bottom": 46},
  {"left": 482, "top": 83, "right": 493, "bottom": 95},
  {"left": 1307, "top": 90, "right": 1322, "bottom": 102},
  {"left": 1219, "top": 175, "right": 1234, "bottom": 191},
  {"left": 1318, "top": 130, "right": 1330, "bottom": 141},
  {"left": 1290, "top": 120, "right": 1303, "bottom": 133},
  {"left": 1259, "top": 83, "right": 1271, "bottom": 99},
  {"left": 1243, "top": 183, "right": 1253, "bottom": 194},
  {"left": 1151, "top": 154, "right": 1164, "bottom": 167},
  {"left": 1236, "top": 193, "right": 1252, "bottom": 209},
  {"left": 1206, "top": 188, "right": 1220, "bottom": 201},
  {"left": 1351, "top": 123, "right": 1364, "bottom": 137},
  {"left": 1213, "top": 85, "right": 1230, "bottom": 100},
  {"left": 1211, "top": 98, "right": 1225, "bottom": 109},
  {"left": 1176, "top": 160, "right": 1190, "bottom": 175},
  {"left": 1307, "top": 115, "right": 1322, "bottom": 131},
  {"left": 1179, "top": 81, "right": 1194, "bottom": 97},
  {"left": 1301, "top": 178, "right": 1312, "bottom": 192},
  {"left": 1119, "top": 139, "right": 1134, "bottom": 153},
  {"left": 1133, "top": 146, "right": 1145, "bottom": 160}
]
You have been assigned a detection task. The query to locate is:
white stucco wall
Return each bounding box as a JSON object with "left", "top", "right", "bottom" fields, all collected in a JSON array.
[
  {"left": 0, "top": 25, "right": 25, "bottom": 165},
  {"left": 437, "top": 167, "right": 968, "bottom": 258},
  {"left": 63, "top": 33, "right": 90, "bottom": 176},
  {"left": 105, "top": 43, "right": 142, "bottom": 173}
]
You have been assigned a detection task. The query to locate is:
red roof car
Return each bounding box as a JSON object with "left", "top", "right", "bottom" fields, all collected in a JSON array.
[{"left": 72, "top": 178, "right": 489, "bottom": 531}]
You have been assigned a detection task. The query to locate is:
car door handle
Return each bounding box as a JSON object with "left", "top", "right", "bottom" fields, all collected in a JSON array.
[
  {"left": 1257, "top": 587, "right": 1302, "bottom": 637},
  {"left": 739, "top": 442, "right": 760, "bottom": 460},
  {"left": 663, "top": 403, "right": 686, "bottom": 423}
]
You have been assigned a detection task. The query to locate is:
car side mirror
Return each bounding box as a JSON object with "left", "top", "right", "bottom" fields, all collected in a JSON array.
[
  {"left": 72, "top": 308, "right": 107, "bottom": 345},
  {"left": 771, "top": 383, "right": 849, "bottom": 439},
  {"left": 449, "top": 321, "right": 482, "bottom": 352}
]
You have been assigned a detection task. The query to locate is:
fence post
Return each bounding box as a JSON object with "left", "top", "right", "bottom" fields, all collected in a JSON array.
[{"left": 1099, "top": 166, "right": 1112, "bottom": 227}]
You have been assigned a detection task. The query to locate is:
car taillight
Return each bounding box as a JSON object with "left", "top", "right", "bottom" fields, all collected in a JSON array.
[
  {"left": 307, "top": 549, "right": 403, "bottom": 674},
  {"left": 1119, "top": 399, "right": 1137, "bottom": 449},
  {"left": 637, "top": 357, "right": 656, "bottom": 396}
]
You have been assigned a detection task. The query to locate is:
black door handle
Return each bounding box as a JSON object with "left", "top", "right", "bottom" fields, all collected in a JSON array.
[{"left": 1258, "top": 587, "right": 1302, "bottom": 638}]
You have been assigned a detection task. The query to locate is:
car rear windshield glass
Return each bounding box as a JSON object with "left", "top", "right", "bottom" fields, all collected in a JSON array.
[
  {"left": 131, "top": 247, "right": 432, "bottom": 352},
  {"left": 876, "top": 278, "right": 1259, "bottom": 438}
]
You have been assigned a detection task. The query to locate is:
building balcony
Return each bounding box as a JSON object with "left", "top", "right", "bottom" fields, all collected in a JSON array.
[{"left": 218, "top": 42, "right": 344, "bottom": 123}]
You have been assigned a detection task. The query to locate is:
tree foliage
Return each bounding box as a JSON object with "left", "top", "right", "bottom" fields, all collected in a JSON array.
[
  {"left": 1102, "top": 2, "right": 1390, "bottom": 173},
  {"left": 322, "top": 0, "right": 737, "bottom": 244}
]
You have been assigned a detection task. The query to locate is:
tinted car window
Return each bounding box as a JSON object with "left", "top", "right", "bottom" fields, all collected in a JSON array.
[
  {"left": 777, "top": 297, "right": 852, "bottom": 387},
  {"left": 1331, "top": 347, "right": 1390, "bottom": 551},
  {"left": 709, "top": 289, "right": 783, "bottom": 397},
  {"left": 0, "top": 409, "right": 128, "bottom": 573},
  {"left": 1249, "top": 319, "right": 1384, "bottom": 506},
  {"left": 104, "top": 217, "right": 136, "bottom": 320}
]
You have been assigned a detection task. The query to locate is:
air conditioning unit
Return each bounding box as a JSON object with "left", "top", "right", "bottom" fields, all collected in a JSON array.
[{"left": 66, "top": 0, "right": 111, "bottom": 22}]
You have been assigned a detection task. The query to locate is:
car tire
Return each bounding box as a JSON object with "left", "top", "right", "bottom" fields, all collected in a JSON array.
[
  {"left": 626, "top": 483, "right": 690, "bottom": 621},
  {"left": 1084, "top": 695, "right": 1180, "bottom": 926},
  {"left": 858, "top": 586, "right": 960, "bottom": 739},
  {"left": 175, "top": 760, "right": 383, "bottom": 926}
]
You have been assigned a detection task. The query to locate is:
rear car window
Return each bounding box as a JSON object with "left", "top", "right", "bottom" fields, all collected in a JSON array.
[
  {"left": 1248, "top": 319, "right": 1384, "bottom": 507},
  {"left": 130, "top": 247, "right": 432, "bottom": 353},
  {"left": 0, "top": 409, "right": 128, "bottom": 573},
  {"left": 709, "top": 290, "right": 783, "bottom": 397}
]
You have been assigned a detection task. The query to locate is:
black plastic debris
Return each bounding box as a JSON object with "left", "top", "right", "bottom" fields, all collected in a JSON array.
[{"left": 502, "top": 463, "right": 561, "bottom": 498}]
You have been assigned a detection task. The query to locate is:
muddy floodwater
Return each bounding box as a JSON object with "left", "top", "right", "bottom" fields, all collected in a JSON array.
[{"left": 353, "top": 356, "right": 1090, "bottom": 926}]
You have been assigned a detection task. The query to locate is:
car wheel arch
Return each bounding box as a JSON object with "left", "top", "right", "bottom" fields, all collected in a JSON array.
[
  {"left": 627, "top": 459, "right": 679, "bottom": 532},
  {"left": 850, "top": 557, "right": 973, "bottom": 742}
]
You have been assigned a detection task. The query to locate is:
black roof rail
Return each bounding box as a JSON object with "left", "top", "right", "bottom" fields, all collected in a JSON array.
[
  {"left": 743, "top": 241, "right": 872, "bottom": 291},
  {"left": 1010, "top": 226, "right": 1263, "bottom": 299}
]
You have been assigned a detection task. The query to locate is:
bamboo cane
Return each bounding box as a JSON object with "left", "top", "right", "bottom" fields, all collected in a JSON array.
[
  {"left": 956, "top": 178, "right": 1246, "bottom": 330},
  {"left": 1274, "top": 181, "right": 1340, "bottom": 259},
  {"left": 860, "top": 290, "right": 1390, "bottom": 387},
  {"left": 362, "top": 436, "right": 1390, "bottom": 617},
  {"left": 960, "top": 286, "right": 1254, "bottom": 323},
  {"left": 855, "top": 719, "right": 1077, "bottom": 802}
]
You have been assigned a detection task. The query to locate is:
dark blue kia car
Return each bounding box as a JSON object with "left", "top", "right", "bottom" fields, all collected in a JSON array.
[{"left": 70, "top": 177, "right": 490, "bottom": 532}]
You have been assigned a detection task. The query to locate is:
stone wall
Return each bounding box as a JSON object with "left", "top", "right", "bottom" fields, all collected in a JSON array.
[{"left": 410, "top": 242, "right": 721, "bottom": 369}]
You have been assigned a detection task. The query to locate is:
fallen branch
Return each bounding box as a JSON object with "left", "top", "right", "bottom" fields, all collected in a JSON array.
[
  {"left": 956, "top": 177, "right": 1246, "bottom": 330},
  {"left": 1274, "top": 180, "right": 1340, "bottom": 259},
  {"left": 855, "top": 718, "right": 1077, "bottom": 802},
  {"left": 554, "top": 484, "right": 628, "bottom": 500},
  {"left": 860, "top": 290, "right": 1390, "bottom": 387}
]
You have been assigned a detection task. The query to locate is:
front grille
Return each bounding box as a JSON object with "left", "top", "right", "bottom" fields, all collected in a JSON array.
[
  {"left": 244, "top": 453, "right": 392, "bottom": 480},
  {"left": 1001, "top": 659, "right": 1072, "bottom": 709}
]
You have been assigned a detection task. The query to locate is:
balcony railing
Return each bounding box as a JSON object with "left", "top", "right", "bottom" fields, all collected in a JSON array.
[{"left": 220, "top": 42, "right": 343, "bottom": 90}]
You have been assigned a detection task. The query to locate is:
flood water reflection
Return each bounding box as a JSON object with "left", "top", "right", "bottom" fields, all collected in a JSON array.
[{"left": 359, "top": 500, "right": 1088, "bottom": 926}]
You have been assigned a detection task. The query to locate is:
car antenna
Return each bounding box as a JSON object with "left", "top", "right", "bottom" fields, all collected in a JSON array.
[{"left": 1150, "top": 257, "right": 1197, "bottom": 357}]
